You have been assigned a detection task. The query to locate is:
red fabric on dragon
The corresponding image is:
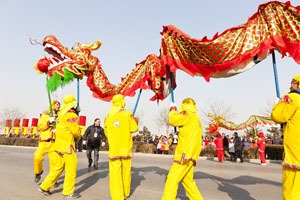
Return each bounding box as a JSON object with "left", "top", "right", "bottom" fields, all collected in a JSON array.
[
  {"left": 160, "top": 1, "right": 300, "bottom": 81},
  {"left": 34, "top": 36, "right": 174, "bottom": 102},
  {"left": 34, "top": 1, "right": 300, "bottom": 101}
]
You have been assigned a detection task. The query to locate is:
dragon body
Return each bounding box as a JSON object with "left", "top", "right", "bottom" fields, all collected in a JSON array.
[
  {"left": 207, "top": 114, "right": 278, "bottom": 133},
  {"left": 34, "top": 1, "right": 300, "bottom": 102}
]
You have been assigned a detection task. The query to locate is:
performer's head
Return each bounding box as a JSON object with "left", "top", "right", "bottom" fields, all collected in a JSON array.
[
  {"left": 94, "top": 118, "right": 101, "bottom": 126},
  {"left": 234, "top": 132, "right": 238, "bottom": 137},
  {"left": 112, "top": 94, "right": 125, "bottom": 107},
  {"left": 59, "top": 94, "right": 77, "bottom": 117},
  {"left": 48, "top": 100, "right": 60, "bottom": 115},
  {"left": 258, "top": 132, "right": 264, "bottom": 138},
  {"left": 290, "top": 75, "right": 300, "bottom": 91},
  {"left": 52, "top": 100, "right": 60, "bottom": 113},
  {"left": 109, "top": 94, "right": 126, "bottom": 115},
  {"left": 179, "top": 97, "right": 197, "bottom": 113}
]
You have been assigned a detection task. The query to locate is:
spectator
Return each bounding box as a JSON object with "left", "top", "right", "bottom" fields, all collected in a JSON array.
[
  {"left": 272, "top": 135, "right": 282, "bottom": 145},
  {"left": 266, "top": 137, "right": 273, "bottom": 144},
  {"left": 203, "top": 136, "right": 210, "bottom": 146},
  {"left": 233, "top": 132, "right": 243, "bottom": 163},
  {"left": 242, "top": 136, "right": 250, "bottom": 147},
  {"left": 228, "top": 138, "right": 235, "bottom": 161},
  {"left": 214, "top": 132, "right": 224, "bottom": 162},
  {"left": 222, "top": 133, "right": 231, "bottom": 161},
  {"left": 257, "top": 132, "right": 267, "bottom": 165},
  {"left": 83, "top": 118, "right": 105, "bottom": 170}
]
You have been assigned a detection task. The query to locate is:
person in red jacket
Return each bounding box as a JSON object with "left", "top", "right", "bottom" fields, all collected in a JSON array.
[
  {"left": 214, "top": 132, "right": 224, "bottom": 162},
  {"left": 257, "top": 132, "right": 267, "bottom": 165}
]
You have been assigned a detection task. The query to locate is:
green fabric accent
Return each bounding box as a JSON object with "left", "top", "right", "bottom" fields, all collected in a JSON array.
[
  {"left": 46, "top": 69, "right": 76, "bottom": 92},
  {"left": 63, "top": 69, "right": 75, "bottom": 84},
  {"left": 47, "top": 73, "right": 62, "bottom": 92}
]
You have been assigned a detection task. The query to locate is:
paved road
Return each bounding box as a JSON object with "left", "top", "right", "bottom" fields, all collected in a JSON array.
[{"left": 0, "top": 145, "right": 282, "bottom": 200}]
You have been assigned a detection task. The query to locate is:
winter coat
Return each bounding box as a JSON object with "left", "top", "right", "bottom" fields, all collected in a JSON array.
[
  {"left": 53, "top": 110, "right": 80, "bottom": 154},
  {"left": 271, "top": 90, "right": 300, "bottom": 169},
  {"left": 83, "top": 125, "right": 104, "bottom": 148}
]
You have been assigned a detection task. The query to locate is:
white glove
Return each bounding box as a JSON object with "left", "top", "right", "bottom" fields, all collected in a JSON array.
[
  {"left": 169, "top": 102, "right": 177, "bottom": 111},
  {"left": 274, "top": 97, "right": 280, "bottom": 104},
  {"left": 49, "top": 117, "right": 55, "bottom": 124},
  {"left": 76, "top": 106, "right": 81, "bottom": 112},
  {"left": 101, "top": 141, "right": 106, "bottom": 147},
  {"left": 170, "top": 102, "right": 177, "bottom": 108},
  {"left": 82, "top": 140, "right": 87, "bottom": 145}
]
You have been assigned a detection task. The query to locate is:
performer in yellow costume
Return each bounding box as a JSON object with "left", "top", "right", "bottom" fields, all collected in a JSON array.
[
  {"left": 271, "top": 75, "right": 300, "bottom": 200},
  {"left": 162, "top": 98, "right": 203, "bottom": 200},
  {"left": 104, "top": 94, "right": 138, "bottom": 200},
  {"left": 33, "top": 100, "right": 60, "bottom": 183},
  {"left": 39, "top": 94, "right": 81, "bottom": 198}
]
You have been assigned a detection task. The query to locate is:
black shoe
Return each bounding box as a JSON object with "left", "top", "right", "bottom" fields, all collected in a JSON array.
[
  {"left": 88, "top": 162, "right": 92, "bottom": 167},
  {"left": 54, "top": 181, "right": 59, "bottom": 188},
  {"left": 38, "top": 187, "right": 52, "bottom": 196},
  {"left": 35, "top": 170, "right": 43, "bottom": 183},
  {"left": 94, "top": 165, "right": 98, "bottom": 170},
  {"left": 63, "top": 193, "right": 81, "bottom": 199}
]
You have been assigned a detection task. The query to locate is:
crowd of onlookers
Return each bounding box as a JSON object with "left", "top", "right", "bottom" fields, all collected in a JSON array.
[
  {"left": 202, "top": 132, "right": 283, "bottom": 162},
  {"left": 133, "top": 134, "right": 177, "bottom": 154},
  {"left": 1, "top": 129, "right": 283, "bottom": 158},
  {"left": 202, "top": 134, "right": 283, "bottom": 148}
]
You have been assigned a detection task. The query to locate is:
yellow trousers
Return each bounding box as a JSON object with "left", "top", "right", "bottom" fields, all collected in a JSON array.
[
  {"left": 33, "top": 142, "right": 52, "bottom": 174},
  {"left": 109, "top": 158, "right": 132, "bottom": 200},
  {"left": 40, "top": 151, "right": 78, "bottom": 196},
  {"left": 162, "top": 161, "right": 203, "bottom": 200},
  {"left": 283, "top": 166, "right": 300, "bottom": 200}
]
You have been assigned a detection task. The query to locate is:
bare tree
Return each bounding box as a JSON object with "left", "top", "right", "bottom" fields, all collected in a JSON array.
[
  {"left": 135, "top": 110, "right": 144, "bottom": 129},
  {"left": 155, "top": 107, "right": 170, "bottom": 135},
  {"left": 0, "top": 107, "right": 26, "bottom": 128},
  {"left": 201, "top": 98, "right": 236, "bottom": 125},
  {"left": 260, "top": 99, "right": 274, "bottom": 117}
]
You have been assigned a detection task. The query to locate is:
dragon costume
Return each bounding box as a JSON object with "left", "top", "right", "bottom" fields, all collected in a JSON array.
[
  {"left": 34, "top": 1, "right": 300, "bottom": 102},
  {"left": 207, "top": 114, "right": 278, "bottom": 133}
]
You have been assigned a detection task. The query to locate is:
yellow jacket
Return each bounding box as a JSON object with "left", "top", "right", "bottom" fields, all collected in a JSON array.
[
  {"left": 38, "top": 112, "right": 54, "bottom": 141},
  {"left": 169, "top": 106, "right": 202, "bottom": 165},
  {"left": 54, "top": 110, "right": 80, "bottom": 154},
  {"left": 271, "top": 92, "right": 300, "bottom": 169},
  {"left": 104, "top": 109, "right": 138, "bottom": 159}
]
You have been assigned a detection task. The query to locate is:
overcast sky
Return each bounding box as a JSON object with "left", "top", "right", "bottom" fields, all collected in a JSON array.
[{"left": 0, "top": 0, "right": 299, "bottom": 134}]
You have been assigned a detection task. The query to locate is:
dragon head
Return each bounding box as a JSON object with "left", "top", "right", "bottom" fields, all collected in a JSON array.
[{"left": 34, "top": 35, "right": 102, "bottom": 91}]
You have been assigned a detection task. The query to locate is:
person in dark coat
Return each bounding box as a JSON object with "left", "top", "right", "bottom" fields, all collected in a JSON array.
[
  {"left": 222, "top": 133, "right": 231, "bottom": 160},
  {"left": 83, "top": 118, "right": 105, "bottom": 169},
  {"left": 233, "top": 132, "right": 243, "bottom": 163}
]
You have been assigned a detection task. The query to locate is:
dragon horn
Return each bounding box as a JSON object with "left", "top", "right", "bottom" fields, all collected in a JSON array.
[{"left": 80, "top": 40, "right": 102, "bottom": 50}]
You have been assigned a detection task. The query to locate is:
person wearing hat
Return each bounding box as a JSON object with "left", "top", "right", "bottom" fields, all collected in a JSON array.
[
  {"left": 162, "top": 98, "right": 203, "bottom": 200},
  {"left": 33, "top": 100, "right": 60, "bottom": 183},
  {"left": 104, "top": 94, "right": 138, "bottom": 200},
  {"left": 271, "top": 75, "right": 300, "bottom": 200},
  {"left": 39, "top": 94, "right": 81, "bottom": 198},
  {"left": 214, "top": 132, "right": 224, "bottom": 162},
  {"left": 257, "top": 132, "right": 267, "bottom": 165}
]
